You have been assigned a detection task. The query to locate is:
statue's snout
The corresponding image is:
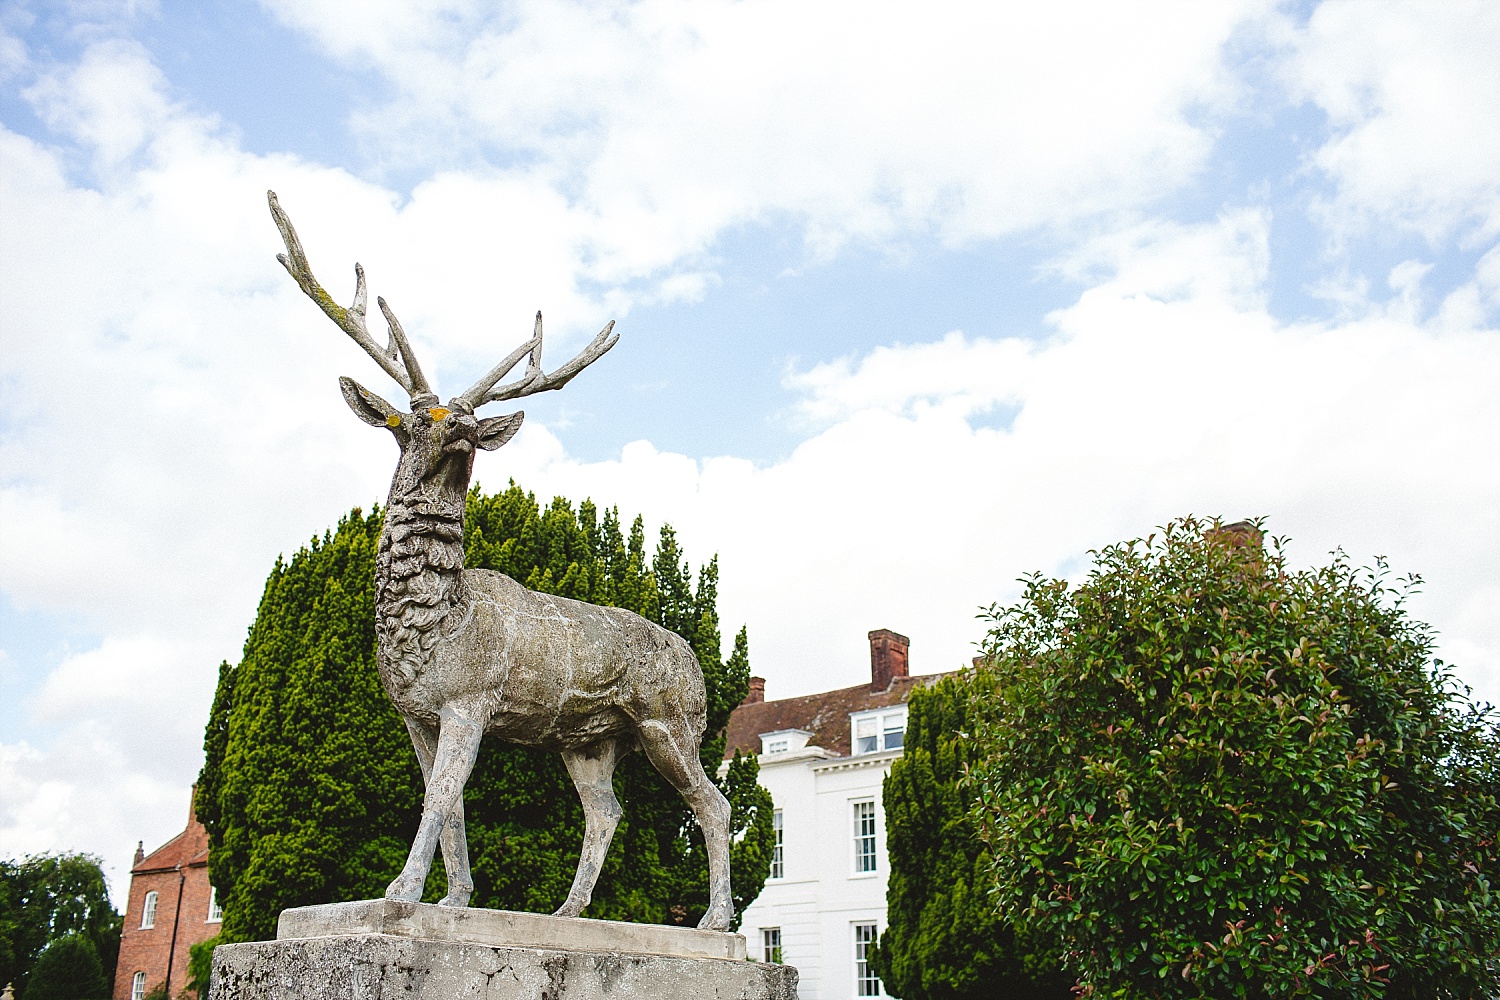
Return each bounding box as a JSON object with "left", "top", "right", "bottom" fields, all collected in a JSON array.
[{"left": 438, "top": 411, "right": 479, "bottom": 454}]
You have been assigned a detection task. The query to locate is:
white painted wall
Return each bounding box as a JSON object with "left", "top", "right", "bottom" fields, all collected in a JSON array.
[{"left": 739, "top": 744, "right": 902, "bottom": 1000}]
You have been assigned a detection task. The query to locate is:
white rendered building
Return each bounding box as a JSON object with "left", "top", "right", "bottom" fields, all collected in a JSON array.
[{"left": 724, "top": 630, "right": 947, "bottom": 1000}]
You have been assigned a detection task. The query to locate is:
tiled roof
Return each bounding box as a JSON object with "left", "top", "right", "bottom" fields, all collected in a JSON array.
[
  {"left": 724, "top": 672, "right": 950, "bottom": 758},
  {"left": 134, "top": 804, "right": 210, "bottom": 873}
]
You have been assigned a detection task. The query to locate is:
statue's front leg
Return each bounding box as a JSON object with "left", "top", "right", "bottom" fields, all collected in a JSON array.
[
  {"left": 403, "top": 718, "right": 474, "bottom": 906},
  {"left": 388, "top": 708, "right": 483, "bottom": 903}
]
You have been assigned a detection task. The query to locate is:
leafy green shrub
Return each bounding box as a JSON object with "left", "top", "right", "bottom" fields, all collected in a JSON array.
[
  {"left": 969, "top": 518, "right": 1500, "bottom": 999},
  {"left": 186, "top": 935, "right": 218, "bottom": 999},
  {"left": 23, "top": 933, "right": 107, "bottom": 1000},
  {"left": 0, "top": 854, "right": 120, "bottom": 999}
]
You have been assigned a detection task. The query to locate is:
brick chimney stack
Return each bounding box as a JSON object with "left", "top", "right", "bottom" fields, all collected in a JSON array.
[
  {"left": 868, "top": 629, "right": 910, "bottom": 692},
  {"left": 743, "top": 676, "right": 766, "bottom": 705}
]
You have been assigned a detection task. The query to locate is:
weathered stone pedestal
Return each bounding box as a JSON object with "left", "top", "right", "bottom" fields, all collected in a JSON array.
[{"left": 208, "top": 899, "right": 798, "bottom": 999}]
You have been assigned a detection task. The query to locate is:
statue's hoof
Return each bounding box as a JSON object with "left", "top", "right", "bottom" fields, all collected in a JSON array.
[
  {"left": 385, "top": 875, "right": 424, "bottom": 902},
  {"left": 438, "top": 891, "right": 472, "bottom": 908},
  {"left": 552, "top": 900, "right": 585, "bottom": 918},
  {"left": 696, "top": 904, "right": 734, "bottom": 932}
]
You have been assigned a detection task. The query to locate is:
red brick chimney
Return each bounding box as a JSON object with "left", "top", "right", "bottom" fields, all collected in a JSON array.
[
  {"left": 869, "top": 629, "right": 910, "bottom": 692},
  {"left": 743, "top": 676, "right": 766, "bottom": 705}
]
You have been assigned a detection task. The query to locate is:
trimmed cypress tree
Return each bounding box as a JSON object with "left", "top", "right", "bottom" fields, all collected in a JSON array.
[
  {"left": 23, "top": 934, "right": 107, "bottom": 1000},
  {"left": 874, "top": 674, "right": 1072, "bottom": 1000},
  {"left": 197, "top": 482, "right": 772, "bottom": 942}
]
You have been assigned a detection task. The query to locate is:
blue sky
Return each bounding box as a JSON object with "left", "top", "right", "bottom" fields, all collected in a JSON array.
[{"left": 2, "top": 0, "right": 1497, "bottom": 900}]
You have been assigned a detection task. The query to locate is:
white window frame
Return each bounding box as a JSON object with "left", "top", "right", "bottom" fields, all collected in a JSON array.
[
  {"left": 854, "top": 922, "right": 882, "bottom": 997},
  {"left": 761, "top": 926, "right": 782, "bottom": 964},
  {"left": 141, "top": 890, "right": 158, "bottom": 929},
  {"left": 770, "top": 809, "right": 784, "bottom": 880},
  {"left": 207, "top": 885, "right": 223, "bottom": 923},
  {"left": 882, "top": 711, "right": 905, "bottom": 751},
  {"left": 852, "top": 799, "right": 878, "bottom": 875},
  {"left": 760, "top": 728, "right": 812, "bottom": 755},
  {"left": 852, "top": 709, "right": 906, "bottom": 755},
  {"left": 131, "top": 971, "right": 147, "bottom": 1000}
]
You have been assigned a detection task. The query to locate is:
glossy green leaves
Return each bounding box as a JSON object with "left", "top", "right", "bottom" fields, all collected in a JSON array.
[{"left": 968, "top": 518, "right": 1500, "bottom": 999}]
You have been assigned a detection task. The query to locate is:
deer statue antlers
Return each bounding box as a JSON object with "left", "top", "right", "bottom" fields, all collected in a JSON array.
[{"left": 267, "top": 190, "right": 619, "bottom": 410}]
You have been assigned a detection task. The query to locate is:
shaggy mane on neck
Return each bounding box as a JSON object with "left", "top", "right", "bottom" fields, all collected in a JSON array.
[{"left": 375, "top": 502, "right": 469, "bottom": 685}]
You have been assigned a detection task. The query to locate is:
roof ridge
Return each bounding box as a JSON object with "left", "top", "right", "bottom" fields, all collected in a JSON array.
[
  {"left": 134, "top": 829, "right": 187, "bottom": 871},
  {"left": 724, "top": 669, "right": 955, "bottom": 759},
  {"left": 133, "top": 812, "right": 211, "bottom": 872}
]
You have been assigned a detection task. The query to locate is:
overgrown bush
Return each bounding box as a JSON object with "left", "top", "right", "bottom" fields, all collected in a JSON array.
[{"left": 969, "top": 518, "right": 1500, "bottom": 998}]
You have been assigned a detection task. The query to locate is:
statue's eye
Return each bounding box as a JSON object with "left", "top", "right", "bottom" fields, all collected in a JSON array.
[
  {"left": 386, "top": 414, "right": 402, "bottom": 427},
  {"left": 428, "top": 407, "right": 452, "bottom": 422}
]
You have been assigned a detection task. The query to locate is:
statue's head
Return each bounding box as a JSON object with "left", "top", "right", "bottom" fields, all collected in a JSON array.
[
  {"left": 339, "top": 380, "right": 525, "bottom": 501},
  {"left": 267, "top": 189, "right": 617, "bottom": 507}
]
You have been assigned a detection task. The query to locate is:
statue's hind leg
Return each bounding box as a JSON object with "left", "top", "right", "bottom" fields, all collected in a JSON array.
[
  {"left": 555, "top": 736, "right": 629, "bottom": 918},
  {"left": 635, "top": 719, "right": 734, "bottom": 931},
  {"left": 405, "top": 718, "right": 474, "bottom": 906}
]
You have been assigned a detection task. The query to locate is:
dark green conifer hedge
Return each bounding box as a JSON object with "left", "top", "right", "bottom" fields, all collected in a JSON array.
[
  {"left": 196, "top": 482, "right": 772, "bottom": 943},
  {"left": 875, "top": 673, "right": 1072, "bottom": 1000}
]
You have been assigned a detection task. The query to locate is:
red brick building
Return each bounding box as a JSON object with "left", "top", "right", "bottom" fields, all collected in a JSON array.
[{"left": 113, "top": 792, "right": 221, "bottom": 1000}]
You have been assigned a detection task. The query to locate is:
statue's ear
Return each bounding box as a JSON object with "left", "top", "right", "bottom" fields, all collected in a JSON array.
[
  {"left": 476, "top": 411, "right": 524, "bottom": 451},
  {"left": 340, "top": 377, "right": 402, "bottom": 428}
]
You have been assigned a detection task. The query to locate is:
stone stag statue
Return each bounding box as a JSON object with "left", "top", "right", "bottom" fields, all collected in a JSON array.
[{"left": 267, "top": 191, "right": 735, "bottom": 931}]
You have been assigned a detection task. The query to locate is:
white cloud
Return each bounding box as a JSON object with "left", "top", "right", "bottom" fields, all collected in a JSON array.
[
  {"left": 0, "top": 634, "right": 215, "bottom": 891},
  {"left": 1286, "top": 1, "right": 1500, "bottom": 241},
  {"left": 784, "top": 330, "right": 1032, "bottom": 426},
  {"left": 0, "top": 729, "right": 191, "bottom": 894},
  {"left": 23, "top": 38, "right": 181, "bottom": 169},
  {"left": 33, "top": 635, "right": 209, "bottom": 723},
  {"left": 492, "top": 213, "right": 1500, "bottom": 709},
  {"left": 1051, "top": 209, "right": 1273, "bottom": 309},
  {"left": 1436, "top": 244, "right": 1500, "bottom": 330},
  {"left": 262, "top": 0, "right": 1263, "bottom": 267}
]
